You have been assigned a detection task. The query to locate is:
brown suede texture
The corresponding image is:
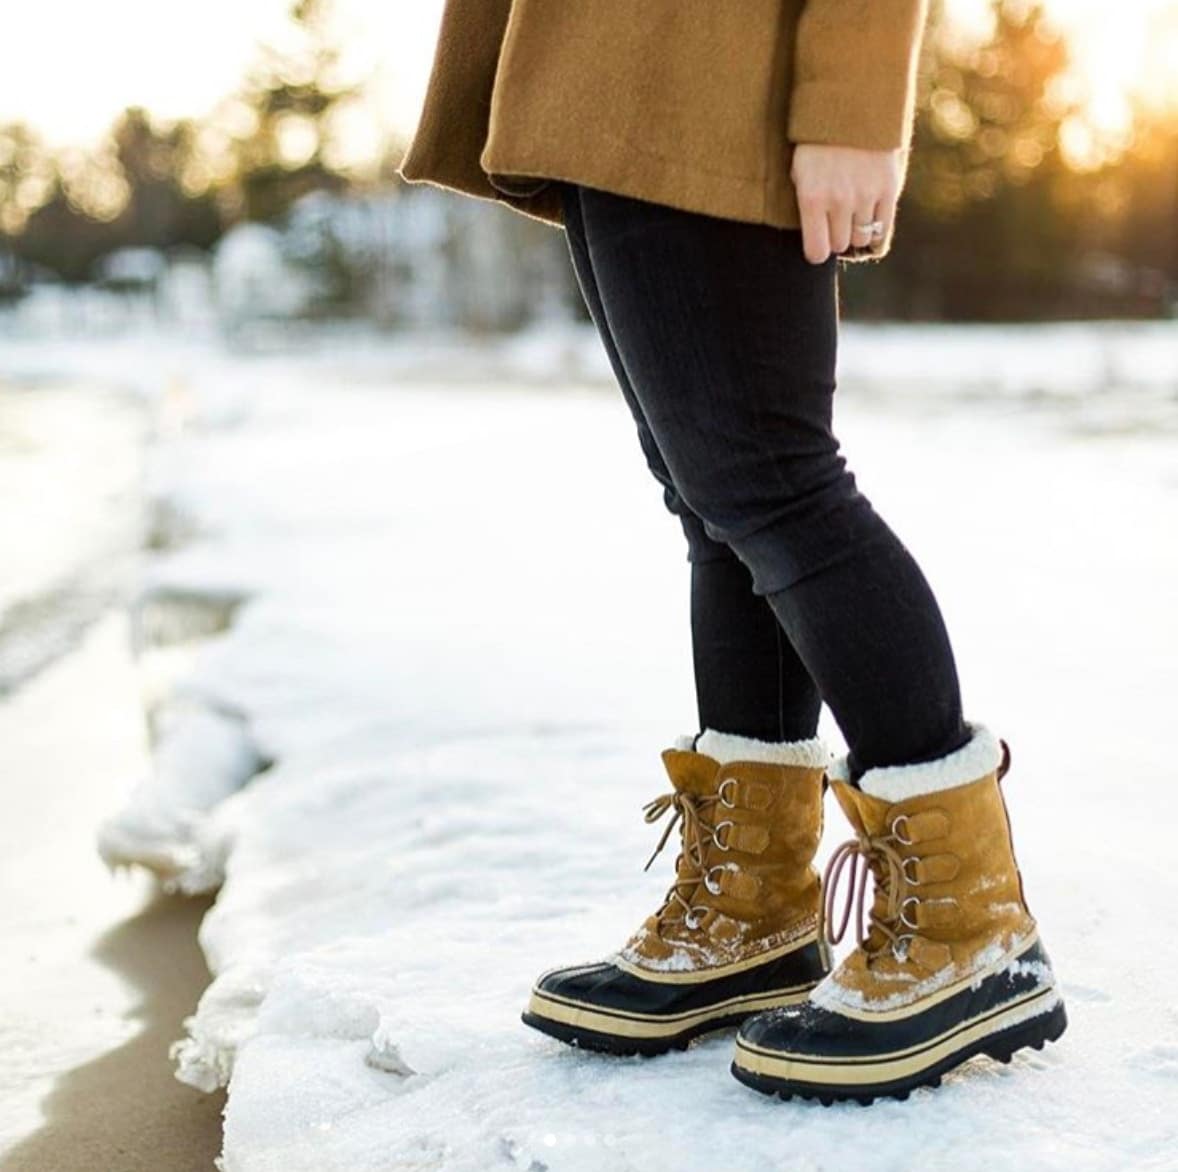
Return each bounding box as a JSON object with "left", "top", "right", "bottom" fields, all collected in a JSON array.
[
  {"left": 618, "top": 747, "right": 825, "bottom": 973},
  {"left": 819, "top": 769, "right": 1037, "bottom": 1010},
  {"left": 398, "top": 0, "right": 931, "bottom": 254}
]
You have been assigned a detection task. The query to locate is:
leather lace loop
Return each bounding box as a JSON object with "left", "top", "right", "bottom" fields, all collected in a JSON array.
[
  {"left": 641, "top": 789, "right": 724, "bottom": 930},
  {"left": 819, "top": 825, "right": 912, "bottom": 960}
]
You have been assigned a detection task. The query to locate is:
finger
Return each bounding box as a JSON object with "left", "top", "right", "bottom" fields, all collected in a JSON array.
[
  {"left": 846, "top": 197, "right": 884, "bottom": 257},
  {"left": 874, "top": 182, "right": 903, "bottom": 250},
  {"left": 798, "top": 193, "right": 832, "bottom": 265},
  {"left": 827, "top": 192, "right": 856, "bottom": 256},
  {"left": 873, "top": 190, "right": 899, "bottom": 252}
]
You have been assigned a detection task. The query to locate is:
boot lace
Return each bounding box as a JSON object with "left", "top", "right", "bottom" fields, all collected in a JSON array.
[
  {"left": 641, "top": 789, "right": 730, "bottom": 931},
  {"left": 819, "top": 819, "right": 915, "bottom": 962},
  {"left": 820, "top": 739, "right": 1012, "bottom": 963}
]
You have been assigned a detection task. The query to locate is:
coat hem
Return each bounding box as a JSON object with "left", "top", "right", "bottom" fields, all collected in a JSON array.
[
  {"left": 397, "top": 133, "right": 803, "bottom": 232},
  {"left": 481, "top": 131, "right": 803, "bottom": 231}
]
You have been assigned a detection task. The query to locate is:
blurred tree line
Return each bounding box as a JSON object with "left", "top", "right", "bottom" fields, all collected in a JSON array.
[
  {"left": 846, "top": 0, "right": 1178, "bottom": 318},
  {"left": 0, "top": 0, "right": 371, "bottom": 289},
  {"left": 1, "top": 0, "right": 1174, "bottom": 319}
]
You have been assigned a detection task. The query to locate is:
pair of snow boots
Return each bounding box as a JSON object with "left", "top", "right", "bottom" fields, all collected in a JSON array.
[{"left": 521, "top": 722, "right": 1067, "bottom": 1104}]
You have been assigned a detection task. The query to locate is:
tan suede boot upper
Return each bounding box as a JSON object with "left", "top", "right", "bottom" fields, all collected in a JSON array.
[
  {"left": 615, "top": 743, "right": 827, "bottom": 976},
  {"left": 814, "top": 734, "right": 1039, "bottom": 1014}
]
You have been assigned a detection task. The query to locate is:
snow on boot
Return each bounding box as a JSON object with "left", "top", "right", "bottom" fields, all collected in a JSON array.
[
  {"left": 521, "top": 729, "right": 832, "bottom": 1055},
  {"left": 731, "top": 722, "right": 1067, "bottom": 1103}
]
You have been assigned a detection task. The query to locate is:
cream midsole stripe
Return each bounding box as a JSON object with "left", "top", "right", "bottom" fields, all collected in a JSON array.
[
  {"left": 528, "top": 984, "right": 815, "bottom": 1038},
  {"left": 733, "top": 985, "right": 1059, "bottom": 1085}
]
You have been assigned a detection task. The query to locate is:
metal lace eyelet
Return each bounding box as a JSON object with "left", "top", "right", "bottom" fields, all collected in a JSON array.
[
  {"left": 899, "top": 896, "right": 921, "bottom": 929},
  {"left": 718, "top": 777, "right": 738, "bottom": 808},
  {"left": 684, "top": 905, "right": 709, "bottom": 930},
  {"left": 704, "top": 865, "right": 725, "bottom": 896},
  {"left": 712, "top": 820, "right": 734, "bottom": 851},
  {"left": 891, "top": 814, "right": 915, "bottom": 846},
  {"left": 901, "top": 856, "right": 922, "bottom": 886},
  {"left": 893, "top": 933, "right": 915, "bottom": 962}
]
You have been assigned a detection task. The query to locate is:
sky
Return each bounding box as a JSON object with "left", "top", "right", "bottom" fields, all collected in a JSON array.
[
  {"left": 2, "top": 0, "right": 1175, "bottom": 151},
  {"left": 2, "top": 0, "right": 447, "bottom": 147}
]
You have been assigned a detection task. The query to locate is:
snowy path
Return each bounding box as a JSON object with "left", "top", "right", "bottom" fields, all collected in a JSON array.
[{"left": 8, "top": 326, "right": 1173, "bottom": 1171}]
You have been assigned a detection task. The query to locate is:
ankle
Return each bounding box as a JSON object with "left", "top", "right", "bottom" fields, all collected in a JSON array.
[{"left": 844, "top": 721, "right": 972, "bottom": 787}]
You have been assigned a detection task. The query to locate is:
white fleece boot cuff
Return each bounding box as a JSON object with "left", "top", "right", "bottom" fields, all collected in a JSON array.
[
  {"left": 677, "top": 728, "right": 832, "bottom": 769},
  {"left": 827, "top": 721, "right": 1003, "bottom": 801}
]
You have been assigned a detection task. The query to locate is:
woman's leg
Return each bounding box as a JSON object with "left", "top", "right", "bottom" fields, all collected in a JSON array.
[
  {"left": 689, "top": 558, "right": 821, "bottom": 742},
  {"left": 560, "top": 181, "right": 821, "bottom": 742},
  {"left": 569, "top": 183, "right": 970, "bottom": 780}
]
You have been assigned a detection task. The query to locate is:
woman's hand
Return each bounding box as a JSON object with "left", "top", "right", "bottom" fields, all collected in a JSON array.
[{"left": 790, "top": 143, "right": 908, "bottom": 264}]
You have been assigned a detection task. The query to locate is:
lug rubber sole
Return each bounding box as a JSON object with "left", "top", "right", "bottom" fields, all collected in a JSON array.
[
  {"left": 522, "top": 965, "right": 822, "bottom": 1058},
  {"left": 521, "top": 1007, "right": 765, "bottom": 1057},
  {"left": 731, "top": 999, "right": 1068, "bottom": 1105}
]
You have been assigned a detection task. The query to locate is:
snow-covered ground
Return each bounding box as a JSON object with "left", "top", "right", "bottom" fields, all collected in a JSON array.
[{"left": 3, "top": 320, "right": 1176, "bottom": 1171}]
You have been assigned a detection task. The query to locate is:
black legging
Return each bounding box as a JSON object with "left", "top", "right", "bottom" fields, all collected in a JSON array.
[{"left": 560, "top": 181, "right": 971, "bottom": 782}]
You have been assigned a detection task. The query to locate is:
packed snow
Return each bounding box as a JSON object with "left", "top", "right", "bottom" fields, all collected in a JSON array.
[{"left": 3, "top": 320, "right": 1176, "bottom": 1171}]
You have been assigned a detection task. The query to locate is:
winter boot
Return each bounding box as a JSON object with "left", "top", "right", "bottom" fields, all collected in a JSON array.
[
  {"left": 521, "top": 729, "right": 832, "bottom": 1055},
  {"left": 732, "top": 722, "right": 1066, "bottom": 1103}
]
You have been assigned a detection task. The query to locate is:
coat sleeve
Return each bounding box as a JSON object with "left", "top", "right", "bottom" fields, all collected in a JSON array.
[{"left": 786, "top": 0, "right": 931, "bottom": 151}]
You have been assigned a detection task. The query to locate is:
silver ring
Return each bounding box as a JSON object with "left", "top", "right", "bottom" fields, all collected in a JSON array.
[{"left": 852, "top": 219, "right": 885, "bottom": 238}]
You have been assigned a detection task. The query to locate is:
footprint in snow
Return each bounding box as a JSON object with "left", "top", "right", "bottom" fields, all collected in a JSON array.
[
  {"left": 1127, "top": 1043, "right": 1178, "bottom": 1079},
  {"left": 1060, "top": 982, "right": 1112, "bottom": 1004}
]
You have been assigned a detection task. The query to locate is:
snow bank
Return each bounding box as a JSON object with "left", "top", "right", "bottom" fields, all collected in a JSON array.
[
  {"left": 6, "top": 322, "right": 1176, "bottom": 1170},
  {"left": 97, "top": 699, "right": 262, "bottom": 883}
]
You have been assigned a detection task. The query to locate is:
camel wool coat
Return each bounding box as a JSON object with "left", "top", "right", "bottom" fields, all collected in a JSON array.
[{"left": 397, "top": 0, "right": 930, "bottom": 243}]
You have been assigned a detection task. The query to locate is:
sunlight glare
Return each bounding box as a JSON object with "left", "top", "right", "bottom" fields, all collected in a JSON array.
[
  {"left": 948, "top": 0, "right": 1178, "bottom": 130},
  {"left": 2, "top": 0, "right": 1174, "bottom": 159}
]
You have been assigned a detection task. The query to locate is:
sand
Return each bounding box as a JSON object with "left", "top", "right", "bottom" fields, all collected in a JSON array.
[{"left": 0, "top": 614, "right": 225, "bottom": 1171}]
